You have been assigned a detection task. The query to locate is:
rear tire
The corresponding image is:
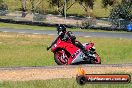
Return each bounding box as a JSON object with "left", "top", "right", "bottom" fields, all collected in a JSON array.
[{"left": 90, "top": 53, "right": 101, "bottom": 64}]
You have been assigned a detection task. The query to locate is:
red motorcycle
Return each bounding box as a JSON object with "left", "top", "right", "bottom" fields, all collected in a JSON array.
[{"left": 47, "top": 36, "right": 101, "bottom": 65}]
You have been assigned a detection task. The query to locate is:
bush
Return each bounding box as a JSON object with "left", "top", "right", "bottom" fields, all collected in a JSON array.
[
  {"left": 33, "top": 13, "right": 46, "bottom": 21},
  {"left": 81, "top": 17, "right": 96, "bottom": 29},
  {"left": 0, "top": 1, "right": 8, "bottom": 16},
  {"left": 109, "top": 1, "right": 132, "bottom": 29}
]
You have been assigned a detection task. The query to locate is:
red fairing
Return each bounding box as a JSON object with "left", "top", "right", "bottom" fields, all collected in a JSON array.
[
  {"left": 51, "top": 38, "right": 79, "bottom": 54},
  {"left": 51, "top": 38, "right": 80, "bottom": 64},
  {"left": 50, "top": 36, "right": 101, "bottom": 65},
  {"left": 85, "top": 43, "right": 94, "bottom": 50}
]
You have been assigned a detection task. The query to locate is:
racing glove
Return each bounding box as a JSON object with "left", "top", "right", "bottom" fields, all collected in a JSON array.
[{"left": 47, "top": 46, "right": 51, "bottom": 51}]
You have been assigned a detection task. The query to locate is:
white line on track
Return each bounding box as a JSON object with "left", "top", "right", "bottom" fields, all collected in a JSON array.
[
  {"left": 84, "top": 36, "right": 91, "bottom": 37},
  {"left": 48, "top": 34, "right": 56, "bottom": 35},
  {"left": 3, "top": 31, "right": 9, "bottom": 33},
  {"left": 19, "top": 32, "right": 25, "bottom": 34},
  {"left": 33, "top": 33, "right": 40, "bottom": 35}
]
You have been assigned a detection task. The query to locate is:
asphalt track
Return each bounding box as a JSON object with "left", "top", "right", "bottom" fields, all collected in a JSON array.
[{"left": 0, "top": 28, "right": 132, "bottom": 39}]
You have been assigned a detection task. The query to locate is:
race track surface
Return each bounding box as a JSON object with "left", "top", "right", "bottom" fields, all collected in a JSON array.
[{"left": 0, "top": 28, "right": 132, "bottom": 39}]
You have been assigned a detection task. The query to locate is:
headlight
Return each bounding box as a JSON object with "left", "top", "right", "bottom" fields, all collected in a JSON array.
[
  {"left": 90, "top": 46, "right": 95, "bottom": 52},
  {"left": 92, "top": 46, "right": 95, "bottom": 50},
  {"left": 54, "top": 44, "right": 57, "bottom": 47}
]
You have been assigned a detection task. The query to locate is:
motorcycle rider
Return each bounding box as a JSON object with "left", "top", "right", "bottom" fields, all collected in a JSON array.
[{"left": 47, "top": 24, "right": 90, "bottom": 60}]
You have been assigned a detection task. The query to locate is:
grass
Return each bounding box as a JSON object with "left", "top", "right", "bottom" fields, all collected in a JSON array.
[
  {"left": 0, "top": 22, "right": 55, "bottom": 30},
  {"left": 0, "top": 77, "right": 132, "bottom": 88},
  {"left": 0, "top": 32, "right": 131, "bottom": 67},
  {"left": 0, "top": 22, "right": 130, "bottom": 33}
]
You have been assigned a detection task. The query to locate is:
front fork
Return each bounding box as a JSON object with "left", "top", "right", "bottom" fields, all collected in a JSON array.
[{"left": 59, "top": 50, "right": 68, "bottom": 64}]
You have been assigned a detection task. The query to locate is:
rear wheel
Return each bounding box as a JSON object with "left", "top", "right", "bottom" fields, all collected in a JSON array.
[
  {"left": 90, "top": 53, "right": 101, "bottom": 64},
  {"left": 54, "top": 50, "right": 68, "bottom": 65}
]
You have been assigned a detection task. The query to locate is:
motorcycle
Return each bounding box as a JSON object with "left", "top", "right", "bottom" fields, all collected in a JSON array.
[{"left": 47, "top": 36, "right": 101, "bottom": 65}]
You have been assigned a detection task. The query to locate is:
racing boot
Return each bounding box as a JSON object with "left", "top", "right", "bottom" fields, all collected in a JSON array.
[{"left": 82, "top": 49, "right": 91, "bottom": 61}]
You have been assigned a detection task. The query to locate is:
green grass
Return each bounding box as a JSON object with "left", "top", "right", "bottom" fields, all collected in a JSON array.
[
  {"left": 0, "top": 32, "right": 55, "bottom": 67},
  {"left": 0, "top": 77, "right": 132, "bottom": 88},
  {"left": 0, "top": 22, "right": 130, "bottom": 33},
  {"left": 0, "top": 32, "right": 131, "bottom": 67},
  {"left": 0, "top": 22, "right": 55, "bottom": 30},
  {"left": 78, "top": 37, "right": 132, "bottom": 64}
]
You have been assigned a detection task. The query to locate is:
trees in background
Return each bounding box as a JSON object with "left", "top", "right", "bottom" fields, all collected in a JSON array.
[
  {"left": 20, "top": 0, "right": 27, "bottom": 17},
  {"left": 1, "top": 0, "right": 131, "bottom": 19},
  {"left": 102, "top": 0, "right": 117, "bottom": 8},
  {"left": 49, "top": 0, "right": 76, "bottom": 15},
  {"left": 75, "top": 0, "right": 94, "bottom": 16},
  {"left": 49, "top": 0, "right": 117, "bottom": 16},
  {"left": 0, "top": 0, "right": 8, "bottom": 10},
  {"left": 0, "top": 0, "right": 8, "bottom": 16},
  {"left": 110, "top": 0, "right": 131, "bottom": 20},
  {"left": 109, "top": 0, "right": 132, "bottom": 28},
  {"left": 28, "top": 0, "right": 43, "bottom": 13}
]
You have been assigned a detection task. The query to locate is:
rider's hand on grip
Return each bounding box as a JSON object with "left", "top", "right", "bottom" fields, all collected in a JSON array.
[{"left": 47, "top": 47, "right": 50, "bottom": 51}]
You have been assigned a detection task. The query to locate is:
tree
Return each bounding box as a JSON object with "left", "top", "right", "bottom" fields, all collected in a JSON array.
[
  {"left": 29, "top": 0, "right": 44, "bottom": 14},
  {"left": 75, "top": 0, "right": 94, "bottom": 16},
  {"left": 49, "top": 0, "right": 76, "bottom": 16},
  {"left": 102, "top": 0, "right": 117, "bottom": 8},
  {"left": 76, "top": 0, "right": 94, "bottom": 10},
  {"left": 0, "top": 0, "right": 7, "bottom": 10},
  {"left": 20, "top": 0, "right": 27, "bottom": 17},
  {"left": 49, "top": 0, "right": 118, "bottom": 16},
  {"left": 110, "top": 0, "right": 131, "bottom": 20},
  {"left": 109, "top": 0, "right": 132, "bottom": 28},
  {"left": 75, "top": 0, "right": 116, "bottom": 16},
  {"left": 0, "top": 0, "right": 8, "bottom": 16},
  {"left": 20, "top": 0, "right": 26, "bottom": 11}
]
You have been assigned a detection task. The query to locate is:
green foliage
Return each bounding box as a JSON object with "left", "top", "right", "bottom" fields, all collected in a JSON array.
[
  {"left": 110, "top": 1, "right": 132, "bottom": 20},
  {"left": 102, "top": 0, "right": 117, "bottom": 8},
  {"left": 81, "top": 17, "right": 96, "bottom": 28},
  {"left": 1, "top": 0, "right": 118, "bottom": 17},
  {"left": 76, "top": 0, "right": 94, "bottom": 9},
  {"left": 0, "top": 0, "right": 8, "bottom": 10},
  {"left": 0, "top": 0, "right": 3, "bottom": 3},
  {"left": 0, "top": 0, "right": 8, "bottom": 16},
  {"left": 109, "top": 0, "right": 132, "bottom": 28}
]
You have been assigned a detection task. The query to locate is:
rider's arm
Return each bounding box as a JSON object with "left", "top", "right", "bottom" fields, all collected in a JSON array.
[
  {"left": 47, "top": 36, "right": 59, "bottom": 50},
  {"left": 67, "top": 31, "right": 76, "bottom": 40}
]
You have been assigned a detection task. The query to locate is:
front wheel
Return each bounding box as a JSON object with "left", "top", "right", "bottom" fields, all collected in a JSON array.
[{"left": 54, "top": 50, "right": 68, "bottom": 65}]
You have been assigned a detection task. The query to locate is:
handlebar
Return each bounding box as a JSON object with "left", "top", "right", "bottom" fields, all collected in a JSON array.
[
  {"left": 47, "top": 35, "right": 60, "bottom": 51},
  {"left": 47, "top": 46, "right": 51, "bottom": 51}
]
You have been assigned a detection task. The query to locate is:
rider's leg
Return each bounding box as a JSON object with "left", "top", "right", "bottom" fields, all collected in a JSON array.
[
  {"left": 74, "top": 41, "right": 85, "bottom": 50},
  {"left": 74, "top": 41, "right": 90, "bottom": 57}
]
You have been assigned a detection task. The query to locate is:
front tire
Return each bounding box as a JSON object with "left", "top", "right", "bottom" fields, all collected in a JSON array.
[{"left": 54, "top": 50, "right": 68, "bottom": 65}]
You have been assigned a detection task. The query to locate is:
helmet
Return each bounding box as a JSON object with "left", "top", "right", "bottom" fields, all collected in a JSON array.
[{"left": 57, "top": 24, "right": 66, "bottom": 35}]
